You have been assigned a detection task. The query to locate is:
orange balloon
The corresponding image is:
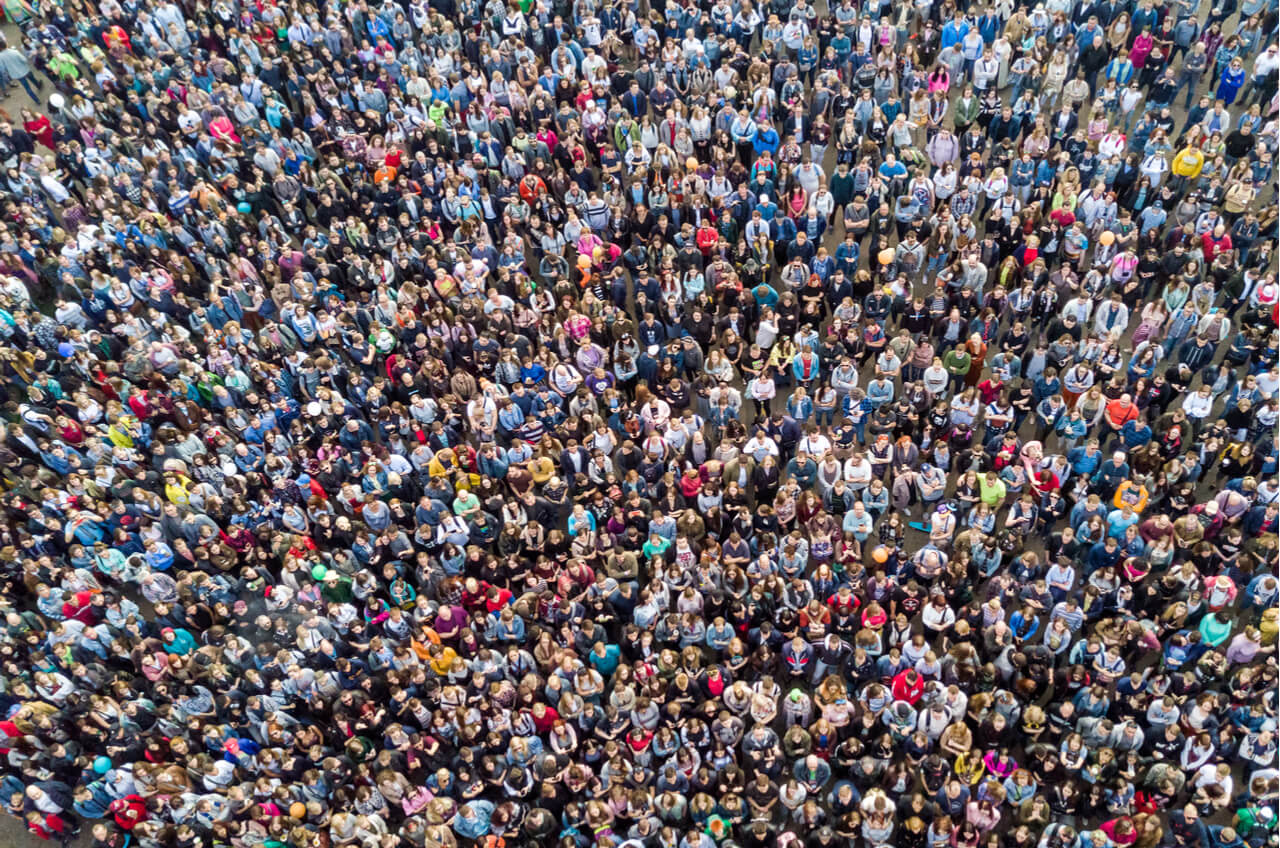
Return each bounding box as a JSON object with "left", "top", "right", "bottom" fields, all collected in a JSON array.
[
  {"left": 878, "top": 248, "right": 896, "bottom": 265},
  {"left": 872, "top": 546, "right": 889, "bottom": 563},
  {"left": 1099, "top": 230, "right": 1115, "bottom": 246},
  {"left": 289, "top": 803, "right": 306, "bottom": 819}
]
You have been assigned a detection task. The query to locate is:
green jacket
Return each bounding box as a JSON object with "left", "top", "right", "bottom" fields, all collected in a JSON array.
[
  {"left": 953, "top": 96, "right": 980, "bottom": 128},
  {"left": 943, "top": 349, "right": 972, "bottom": 376},
  {"left": 614, "top": 120, "right": 640, "bottom": 153},
  {"left": 831, "top": 171, "right": 855, "bottom": 207}
]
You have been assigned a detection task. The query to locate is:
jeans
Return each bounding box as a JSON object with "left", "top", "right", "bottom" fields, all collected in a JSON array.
[
  {"left": 810, "top": 658, "right": 836, "bottom": 684},
  {"left": 1162, "top": 333, "right": 1187, "bottom": 357},
  {"left": 14, "top": 73, "right": 41, "bottom": 102},
  {"left": 1175, "top": 73, "right": 1202, "bottom": 108}
]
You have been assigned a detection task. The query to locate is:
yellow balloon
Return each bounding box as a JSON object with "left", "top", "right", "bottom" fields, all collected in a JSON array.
[
  {"left": 1099, "top": 231, "right": 1115, "bottom": 246},
  {"left": 577, "top": 254, "right": 592, "bottom": 269}
]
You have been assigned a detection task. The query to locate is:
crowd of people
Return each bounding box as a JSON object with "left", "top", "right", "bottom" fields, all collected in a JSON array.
[{"left": 0, "top": 0, "right": 1274, "bottom": 845}]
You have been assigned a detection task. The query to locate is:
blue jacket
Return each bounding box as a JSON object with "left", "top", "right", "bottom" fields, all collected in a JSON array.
[
  {"left": 453, "top": 801, "right": 495, "bottom": 839},
  {"left": 835, "top": 241, "right": 860, "bottom": 275},
  {"left": 1104, "top": 57, "right": 1134, "bottom": 84},
  {"left": 941, "top": 19, "right": 969, "bottom": 49},
  {"left": 753, "top": 125, "right": 780, "bottom": 155},
  {"left": 1119, "top": 419, "right": 1152, "bottom": 448},
  {"left": 786, "top": 395, "right": 814, "bottom": 421},
  {"left": 1217, "top": 66, "right": 1246, "bottom": 101},
  {"left": 1086, "top": 541, "right": 1123, "bottom": 573},
  {"left": 1067, "top": 446, "right": 1103, "bottom": 476},
  {"left": 976, "top": 13, "right": 1000, "bottom": 43},
  {"left": 1010, "top": 609, "right": 1040, "bottom": 641},
  {"left": 1036, "top": 398, "right": 1065, "bottom": 428},
  {"left": 1056, "top": 415, "right": 1087, "bottom": 441},
  {"left": 1091, "top": 459, "right": 1130, "bottom": 489},
  {"left": 771, "top": 215, "right": 797, "bottom": 243}
]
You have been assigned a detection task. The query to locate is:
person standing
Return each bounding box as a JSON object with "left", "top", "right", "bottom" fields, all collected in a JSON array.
[{"left": 0, "top": 38, "right": 40, "bottom": 102}]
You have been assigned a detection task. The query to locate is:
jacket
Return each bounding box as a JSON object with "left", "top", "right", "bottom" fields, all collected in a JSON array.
[{"left": 1171, "top": 146, "right": 1205, "bottom": 178}]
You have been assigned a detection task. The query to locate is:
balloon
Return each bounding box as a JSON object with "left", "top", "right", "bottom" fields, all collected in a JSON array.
[
  {"left": 289, "top": 803, "right": 306, "bottom": 820},
  {"left": 57, "top": 343, "right": 75, "bottom": 358},
  {"left": 686, "top": 157, "right": 698, "bottom": 171},
  {"left": 93, "top": 756, "right": 112, "bottom": 774},
  {"left": 310, "top": 565, "right": 327, "bottom": 581},
  {"left": 48, "top": 93, "right": 65, "bottom": 111},
  {"left": 871, "top": 546, "right": 889, "bottom": 564},
  {"left": 878, "top": 248, "right": 895, "bottom": 265},
  {"left": 577, "top": 254, "right": 592, "bottom": 269},
  {"left": 236, "top": 202, "right": 251, "bottom": 214},
  {"left": 1099, "top": 230, "right": 1115, "bottom": 246}
]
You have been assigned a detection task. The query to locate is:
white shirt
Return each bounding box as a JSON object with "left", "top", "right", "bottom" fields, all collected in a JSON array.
[
  {"left": 799, "top": 435, "right": 832, "bottom": 457},
  {"left": 843, "top": 457, "right": 872, "bottom": 488},
  {"left": 1182, "top": 392, "right": 1213, "bottom": 419}
]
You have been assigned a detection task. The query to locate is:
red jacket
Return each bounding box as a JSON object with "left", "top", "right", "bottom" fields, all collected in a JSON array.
[
  {"left": 60, "top": 591, "right": 97, "bottom": 626},
  {"left": 27, "top": 812, "right": 71, "bottom": 840},
  {"left": 1201, "top": 231, "right": 1232, "bottom": 263},
  {"left": 891, "top": 670, "right": 925, "bottom": 705},
  {"left": 110, "top": 795, "right": 148, "bottom": 830}
]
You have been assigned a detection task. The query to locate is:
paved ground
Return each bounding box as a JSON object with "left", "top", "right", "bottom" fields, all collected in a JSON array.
[
  {"left": 0, "top": 25, "right": 89, "bottom": 848},
  {"left": 0, "top": 7, "right": 1261, "bottom": 848}
]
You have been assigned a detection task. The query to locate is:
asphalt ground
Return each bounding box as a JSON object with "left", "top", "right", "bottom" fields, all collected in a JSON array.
[{"left": 0, "top": 6, "right": 1271, "bottom": 848}]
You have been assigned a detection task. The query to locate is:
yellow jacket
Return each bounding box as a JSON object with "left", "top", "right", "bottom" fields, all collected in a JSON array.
[
  {"left": 165, "top": 477, "right": 193, "bottom": 506},
  {"left": 1113, "top": 480, "right": 1149, "bottom": 513},
  {"left": 428, "top": 646, "right": 458, "bottom": 676},
  {"left": 427, "top": 449, "right": 458, "bottom": 478},
  {"left": 1171, "top": 146, "right": 1204, "bottom": 178}
]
